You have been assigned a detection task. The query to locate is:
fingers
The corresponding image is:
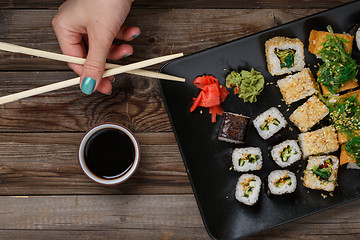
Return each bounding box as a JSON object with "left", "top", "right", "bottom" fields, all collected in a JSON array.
[
  {"left": 115, "top": 25, "right": 141, "bottom": 41},
  {"left": 107, "top": 44, "right": 133, "bottom": 60},
  {"left": 107, "top": 25, "right": 140, "bottom": 60},
  {"left": 96, "top": 77, "right": 113, "bottom": 95},
  {"left": 80, "top": 28, "right": 114, "bottom": 95},
  {"left": 52, "top": 17, "right": 86, "bottom": 76}
]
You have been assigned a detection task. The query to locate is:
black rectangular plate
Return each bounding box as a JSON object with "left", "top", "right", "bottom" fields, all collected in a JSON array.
[{"left": 159, "top": 2, "right": 360, "bottom": 239}]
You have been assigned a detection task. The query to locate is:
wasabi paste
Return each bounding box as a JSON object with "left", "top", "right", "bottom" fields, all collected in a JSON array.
[{"left": 225, "top": 68, "right": 265, "bottom": 103}]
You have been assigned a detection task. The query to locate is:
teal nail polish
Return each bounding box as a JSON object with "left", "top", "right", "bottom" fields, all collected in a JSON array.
[
  {"left": 81, "top": 77, "right": 96, "bottom": 95},
  {"left": 123, "top": 53, "right": 131, "bottom": 58},
  {"left": 132, "top": 33, "right": 140, "bottom": 39}
]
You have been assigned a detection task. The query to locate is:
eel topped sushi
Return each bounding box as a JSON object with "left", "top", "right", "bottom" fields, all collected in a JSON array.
[
  {"left": 235, "top": 174, "right": 262, "bottom": 206},
  {"left": 253, "top": 107, "right": 287, "bottom": 140},
  {"left": 271, "top": 140, "right": 302, "bottom": 168},
  {"left": 232, "top": 147, "right": 263, "bottom": 172},
  {"left": 267, "top": 170, "right": 297, "bottom": 195}
]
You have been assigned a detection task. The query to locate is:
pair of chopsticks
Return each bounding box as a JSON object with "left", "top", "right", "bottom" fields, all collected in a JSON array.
[{"left": 0, "top": 42, "right": 185, "bottom": 105}]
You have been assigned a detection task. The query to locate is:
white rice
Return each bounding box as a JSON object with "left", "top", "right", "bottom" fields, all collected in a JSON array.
[
  {"left": 235, "top": 174, "right": 261, "bottom": 206},
  {"left": 253, "top": 107, "right": 287, "bottom": 140},
  {"left": 271, "top": 140, "right": 302, "bottom": 168},
  {"left": 232, "top": 147, "right": 263, "bottom": 172},
  {"left": 268, "top": 170, "right": 297, "bottom": 195}
]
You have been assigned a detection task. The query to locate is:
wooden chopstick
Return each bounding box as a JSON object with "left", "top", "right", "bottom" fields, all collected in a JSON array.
[
  {"left": 0, "top": 53, "right": 183, "bottom": 105},
  {"left": 0, "top": 42, "right": 185, "bottom": 82}
]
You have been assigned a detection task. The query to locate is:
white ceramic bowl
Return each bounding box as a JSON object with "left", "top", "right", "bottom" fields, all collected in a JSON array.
[{"left": 78, "top": 123, "right": 140, "bottom": 185}]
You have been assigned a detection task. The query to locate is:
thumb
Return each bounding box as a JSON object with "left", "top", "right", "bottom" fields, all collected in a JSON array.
[{"left": 80, "top": 33, "right": 113, "bottom": 95}]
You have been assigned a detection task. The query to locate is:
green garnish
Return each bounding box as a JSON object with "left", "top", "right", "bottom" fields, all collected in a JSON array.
[
  {"left": 275, "top": 177, "right": 291, "bottom": 187},
  {"left": 308, "top": 158, "right": 333, "bottom": 181},
  {"left": 225, "top": 71, "right": 242, "bottom": 88},
  {"left": 344, "top": 135, "right": 360, "bottom": 166},
  {"left": 275, "top": 48, "right": 295, "bottom": 68},
  {"left": 317, "top": 25, "right": 358, "bottom": 94},
  {"left": 326, "top": 94, "right": 360, "bottom": 138},
  {"left": 239, "top": 154, "right": 259, "bottom": 166},
  {"left": 244, "top": 180, "right": 256, "bottom": 198},
  {"left": 280, "top": 145, "right": 297, "bottom": 162},
  {"left": 260, "top": 117, "right": 280, "bottom": 130},
  {"left": 225, "top": 68, "right": 265, "bottom": 103}
]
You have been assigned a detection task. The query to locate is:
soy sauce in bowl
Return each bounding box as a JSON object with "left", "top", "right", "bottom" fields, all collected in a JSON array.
[
  {"left": 78, "top": 123, "right": 140, "bottom": 185},
  {"left": 84, "top": 128, "right": 135, "bottom": 179}
]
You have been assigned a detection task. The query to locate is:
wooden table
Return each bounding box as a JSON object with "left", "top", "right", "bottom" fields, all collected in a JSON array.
[{"left": 0, "top": 0, "right": 359, "bottom": 239}]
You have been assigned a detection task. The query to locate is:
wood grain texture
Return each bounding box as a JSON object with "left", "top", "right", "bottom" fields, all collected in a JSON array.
[
  {"left": 0, "top": 0, "right": 354, "bottom": 9},
  {"left": 0, "top": 1, "right": 359, "bottom": 239},
  {"left": 0, "top": 132, "right": 191, "bottom": 195},
  {"left": 0, "top": 72, "right": 172, "bottom": 132},
  {"left": 0, "top": 195, "right": 358, "bottom": 240},
  {"left": 0, "top": 9, "right": 323, "bottom": 70}
]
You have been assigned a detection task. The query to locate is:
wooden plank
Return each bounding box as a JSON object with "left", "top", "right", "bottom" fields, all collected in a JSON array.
[
  {"left": 0, "top": 195, "right": 205, "bottom": 232},
  {"left": 0, "top": 72, "right": 173, "bottom": 132},
  {"left": 0, "top": 230, "right": 209, "bottom": 240},
  {"left": 0, "top": 0, "right": 354, "bottom": 9},
  {"left": 0, "top": 132, "right": 191, "bottom": 195},
  {"left": 0, "top": 9, "right": 323, "bottom": 71},
  {"left": 0, "top": 195, "right": 359, "bottom": 239}
]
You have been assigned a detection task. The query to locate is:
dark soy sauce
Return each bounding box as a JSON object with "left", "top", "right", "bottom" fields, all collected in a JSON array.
[{"left": 84, "top": 128, "right": 135, "bottom": 179}]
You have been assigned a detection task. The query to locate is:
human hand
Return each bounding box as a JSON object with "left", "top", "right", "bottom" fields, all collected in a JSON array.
[{"left": 52, "top": 0, "right": 140, "bottom": 95}]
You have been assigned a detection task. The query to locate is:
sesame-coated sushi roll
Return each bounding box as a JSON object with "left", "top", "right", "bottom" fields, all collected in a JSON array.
[
  {"left": 265, "top": 36, "right": 305, "bottom": 76},
  {"left": 235, "top": 174, "right": 261, "bottom": 206},
  {"left": 277, "top": 68, "right": 319, "bottom": 105},
  {"left": 271, "top": 140, "right": 302, "bottom": 168},
  {"left": 303, "top": 155, "right": 339, "bottom": 192},
  {"left": 232, "top": 147, "right": 263, "bottom": 172},
  {"left": 268, "top": 170, "right": 297, "bottom": 195},
  {"left": 289, "top": 95, "right": 329, "bottom": 132},
  {"left": 253, "top": 107, "right": 287, "bottom": 140},
  {"left": 298, "top": 125, "right": 339, "bottom": 159}
]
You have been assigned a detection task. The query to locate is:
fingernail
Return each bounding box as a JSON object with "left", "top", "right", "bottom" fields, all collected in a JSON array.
[
  {"left": 110, "top": 76, "right": 116, "bottom": 83},
  {"left": 123, "top": 53, "right": 132, "bottom": 58},
  {"left": 132, "top": 33, "right": 140, "bottom": 39},
  {"left": 106, "top": 90, "right": 112, "bottom": 96},
  {"left": 81, "top": 77, "right": 96, "bottom": 95}
]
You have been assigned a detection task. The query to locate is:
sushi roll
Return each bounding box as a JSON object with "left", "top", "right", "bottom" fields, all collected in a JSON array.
[
  {"left": 303, "top": 155, "right": 339, "bottom": 192},
  {"left": 265, "top": 36, "right": 305, "bottom": 76},
  {"left": 267, "top": 170, "right": 297, "bottom": 195},
  {"left": 298, "top": 125, "right": 339, "bottom": 159},
  {"left": 253, "top": 107, "right": 287, "bottom": 140},
  {"left": 232, "top": 147, "right": 262, "bottom": 172},
  {"left": 218, "top": 112, "right": 250, "bottom": 144},
  {"left": 289, "top": 95, "right": 329, "bottom": 132},
  {"left": 235, "top": 174, "right": 261, "bottom": 206},
  {"left": 277, "top": 68, "right": 319, "bottom": 105},
  {"left": 271, "top": 140, "right": 302, "bottom": 168}
]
